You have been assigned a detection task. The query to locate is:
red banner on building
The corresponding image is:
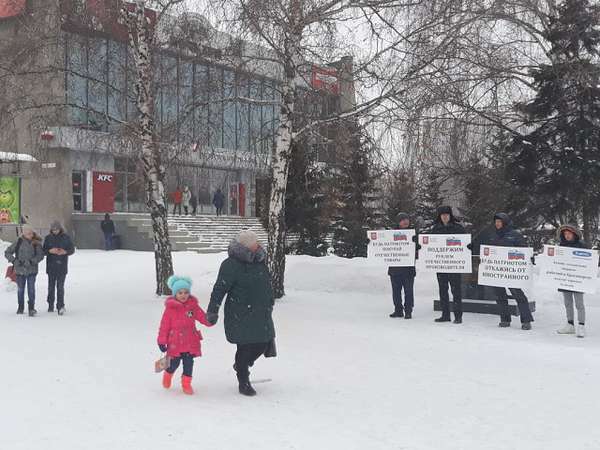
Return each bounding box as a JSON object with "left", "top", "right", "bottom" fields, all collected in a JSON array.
[
  {"left": 311, "top": 66, "right": 339, "bottom": 94},
  {"left": 93, "top": 171, "right": 115, "bottom": 213},
  {"left": 0, "top": 0, "right": 26, "bottom": 19}
]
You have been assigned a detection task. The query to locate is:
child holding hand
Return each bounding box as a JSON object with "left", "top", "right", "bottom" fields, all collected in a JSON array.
[{"left": 157, "top": 276, "right": 213, "bottom": 395}]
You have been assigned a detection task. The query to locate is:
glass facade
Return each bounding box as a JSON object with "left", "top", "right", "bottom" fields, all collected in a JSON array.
[{"left": 64, "top": 32, "right": 278, "bottom": 154}]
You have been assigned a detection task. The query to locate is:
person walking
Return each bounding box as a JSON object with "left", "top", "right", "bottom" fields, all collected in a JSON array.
[
  {"left": 100, "top": 213, "right": 116, "bottom": 251},
  {"left": 4, "top": 225, "right": 44, "bottom": 316},
  {"left": 430, "top": 206, "right": 466, "bottom": 324},
  {"left": 556, "top": 224, "right": 588, "bottom": 338},
  {"left": 157, "top": 275, "right": 214, "bottom": 395},
  {"left": 213, "top": 188, "right": 225, "bottom": 216},
  {"left": 172, "top": 187, "right": 183, "bottom": 215},
  {"left": 190, "top": 192, "right": 198, "bottom": 216},
  {"left": 182, "top": 186, "right": 192, "bottom": 216},
  {"left": 207, "top": 230, "right": 275, "bottom": 396},
  {"left": 481, "top": 212, "right": 534, "bottom": 330},
  {"left": 43, "top": 221, "right": 75, "bottom": 315},
  {"left": 388, "top": 212, "right": 419, "bottom": 319}
]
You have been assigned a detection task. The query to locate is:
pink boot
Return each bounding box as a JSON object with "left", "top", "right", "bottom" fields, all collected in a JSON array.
[
  {"left": 162, "top": 371, "right": 174, "bottom": 389},
  {"left": 181, "top": 375, "right": 194, "bottom": 395}
]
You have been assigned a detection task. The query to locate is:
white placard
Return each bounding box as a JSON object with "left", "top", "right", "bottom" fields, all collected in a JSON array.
[
  {"left": 418, "top": 234, "right": 472, "bottom": 273},
  {"left": 539, "top": 245, "right": 599, "bottom": 294},
  {"left": 367, "top": 229, "right": 416, "bottom": 267},
  {"left": 478, "top": 245, "right": 533, "bottom": 289}
]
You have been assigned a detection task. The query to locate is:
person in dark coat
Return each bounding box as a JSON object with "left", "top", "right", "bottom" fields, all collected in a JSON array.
[
  {"left": 190, "top": 193, "right": 198, "bottom": 216},
  {"left": 213, "top": 188, "right": 225, "bottom": 216},
  {"left": 100, "top": 213, "right": 116, "bottom": 251},
  {"left": 556, "top": 224, "right": 588, "bottom": 338},
  {"left": 207, "top": 230, "right": 275, "bottom": 397},
  {"left": 4, "top": 225, "right": 45, "bottom": 316},
  {"left": 43, "top": 221, "right": 75, "bottom": 315},
  {"left": 430, "top": 206, "right": 466, "bottom": 324},
  {"left": 480, "top": 212, "right": 534, "bottom": 330},
  {"left": 388, "top": 212, "right": 420, "bottom": 319}
]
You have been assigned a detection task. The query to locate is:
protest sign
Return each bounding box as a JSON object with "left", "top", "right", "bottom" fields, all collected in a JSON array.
[
  {"left": 367, "top": 229, "right": 416, "bottom": 267},
  {"left": 539, "top": 245, "right": 599, "bottom": 294},
  {"left": 478, "top": 245, "right": 533, "bottom": 289},
  {"left": 418, "top": 234, "right": 472, "bottom": 273}
]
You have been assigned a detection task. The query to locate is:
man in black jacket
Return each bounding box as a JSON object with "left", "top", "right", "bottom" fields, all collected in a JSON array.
[
  {"left": 100, "top": 213, "right": 116, "bottom": 250},
  {"left": 43, "top": 221, "right": 75, "bottom": 315},
  {"left": 481, "top": 213, "right": 534, "bottom": 330},
  {"left": 388, "top": 213, "right": 419, "bottom": 319},
  {"left": 430, "top": 206, "right": 466, "bottom": 324}
]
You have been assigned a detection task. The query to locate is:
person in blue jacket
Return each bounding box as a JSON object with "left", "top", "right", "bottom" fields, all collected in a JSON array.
[{"left": 43, "top": 221, "right": 75, "bottom": 315}]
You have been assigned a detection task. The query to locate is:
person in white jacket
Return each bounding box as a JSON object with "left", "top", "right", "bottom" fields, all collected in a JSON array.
[{"left": 182, "top": 186, "right": 192, "bottom": 215}]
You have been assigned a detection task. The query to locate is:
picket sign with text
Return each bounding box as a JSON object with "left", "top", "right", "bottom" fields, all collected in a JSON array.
[
  {"left": 478, "top": 245, "right": 533, "bottom": 289},
  {"left": 538, "top": 245, "right": 599, "bottom": 294},
  {"left": 417, "top": 234, "right": 472, "bottom": 273},
  {"left": 367, "top": 229, "right": 416, "bottom": 267}
]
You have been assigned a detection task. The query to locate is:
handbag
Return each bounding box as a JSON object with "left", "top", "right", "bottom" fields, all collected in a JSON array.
[
  {"left": 5, "top": 265, "right": 16, "bottom": 283},
  {"left": 154, "top": 353, "right": 171, "bottom": 373},
  {"left": 264, "top": 339, "right": 277, "bottom": 358}
]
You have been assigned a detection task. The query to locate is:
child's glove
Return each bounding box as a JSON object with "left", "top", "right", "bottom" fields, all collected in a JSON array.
[
  {"left": 206, "top": 312, "right": 219, "bottom": 325},
  {"left": 158, "top": 344, "right": 168, "bottom": 353}
]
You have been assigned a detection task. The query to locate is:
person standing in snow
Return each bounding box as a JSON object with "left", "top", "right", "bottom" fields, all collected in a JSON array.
[
  {"left": 100, "top": 213, "right": 116, "bottom": 251},
  {"left": 430, "top": 206, "right": 466, "bottom": 324},
  {"left": 182, "top": 186, "right": 192, "bottom": 215},
  {"left": 213, "top": 188, "right": 225, "bottom": 216},
  {"left": 190, "top": 192, "right": 198, "bottom": 216},
  {"left": 172, "top": 187, "right": 183, "bottom": 215},
  {"left": 555, "top": 224, "right": 588, "bottom": 338},
  {"left": 4, "top": 225, "right": 45, "bottom": 316},
  {"left": 43, "top": 221, "right": 75, "bottom": 315},
  {"left": 207, "top": 230, "right": 275, "bottom": 397},
  {"left": 480, "top": 213, "right": 534, "bottom": 330},
  {"left": 157, "top": 276, "right": 214, "bottom": 395},
  {"left": 388, "top": 212, "right": 420, "bottom": 319}
]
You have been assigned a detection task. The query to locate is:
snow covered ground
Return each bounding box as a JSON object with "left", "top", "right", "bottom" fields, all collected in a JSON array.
[{"left": 1, "top": 248, "right": 600, "bottom": 450}]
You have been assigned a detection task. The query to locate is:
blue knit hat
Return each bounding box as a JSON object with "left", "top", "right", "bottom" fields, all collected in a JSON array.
[{"left": 167, "top": 275, "right": 192, "bottom": 295}]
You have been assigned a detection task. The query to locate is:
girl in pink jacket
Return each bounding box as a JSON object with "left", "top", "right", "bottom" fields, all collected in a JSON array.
[{"left": 157, "top": 275, "right": 213, "bottom": 395}]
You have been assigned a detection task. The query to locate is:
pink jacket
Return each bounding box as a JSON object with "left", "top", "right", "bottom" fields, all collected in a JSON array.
[{"left": 157, "top": 296, "right": 213, "bottom": 358}]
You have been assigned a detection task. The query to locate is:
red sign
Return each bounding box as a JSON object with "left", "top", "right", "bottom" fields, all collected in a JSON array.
[
  {"left": 93, "top": 171, "right": 115, "bottom": 213},
  {"left": 311, "top": 66, "right": 339, "bottom": 94},
  {"left": 0, "top": 0, "right": 25, "bottom": 19},
  {"left": 238, "top": 183, "right": 246, "bottom": 217}
]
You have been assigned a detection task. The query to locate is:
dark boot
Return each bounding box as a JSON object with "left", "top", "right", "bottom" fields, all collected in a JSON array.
[
  {"left": 28, "top": 307, "right": 37, "bottom": 317},
  {"left": 453, "top": 313, "right": 463, "bottom": 324},
  {"left": 389, "top": 310, "right": 404, "bottom": 318},
  {"left": 435, "top": 316, "right": 451, "bottom": 323},
  {"left": 48, "top": 303, "right": 54, "bottom": 313},
  {"left": 237, "top": 372, "right": 257, "bottom": 397},
  {"left": 404, "top": 311, "right": 412, "bottom": 319},
  {"left": 498, "top": 321, "right": 511, "bottom": 328},
  {"left": 16, "top": 304, "right": 24, "bottom": 314}
]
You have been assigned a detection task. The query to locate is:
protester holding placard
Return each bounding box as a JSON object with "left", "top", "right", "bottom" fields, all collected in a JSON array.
[
  {"left": 556, "top": 225, "right": 588, "bottom": 338},
  {"left": 387, "top": 212, "right": 420, "bottom": 319},
  {"left": 480, "top": 213, "right": 534, "bottom": 330},
  {"left": 430, "top": 206, "right": 466, "bottom": 324}
]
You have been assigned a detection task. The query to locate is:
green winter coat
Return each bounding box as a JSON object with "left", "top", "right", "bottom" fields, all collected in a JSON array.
[{"left": 208, "top": 241, "right": 275, "bottom": 345}]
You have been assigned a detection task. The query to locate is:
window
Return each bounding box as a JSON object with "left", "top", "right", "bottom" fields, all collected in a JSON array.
[
  {"left": 249, "top": 78, "right": 262, "bottom": 153},
  {"left": 236, "top": 75, "right": 250, "bottom": 151},
  {"left": 66, "top": 34, "right": 88, "bottom": 125},
  {"left": 160, "top": 55, "right": 178, "bottom": 141},
  {"left": 223, "top": 69, "right": 236, "bottom": 150},
  {"left": 88, "top": 37, "right": 108, "bottom": 129},
  {"left": 108, "top": 40, "right": 127, "bottom": 126},
  {"left": 178, "top": 61, "right": 194, "bottom": 143},
  {"left": 72, "top": 172, "right": 85, "bottom": 212},
  {"left": 194, "top": 63, "right": 209, "bottom": 147}
]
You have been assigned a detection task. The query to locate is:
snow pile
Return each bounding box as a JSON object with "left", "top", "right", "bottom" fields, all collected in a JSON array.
[{"left": 1, "top": 249, "right": 599, "bottom": 450}]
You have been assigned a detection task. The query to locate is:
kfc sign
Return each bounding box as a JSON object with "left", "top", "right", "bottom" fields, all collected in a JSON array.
[
  {"left": 93, "top": 171, "right": 115, "bottom": 213},
  {"left": 97, "top": 174, "right": 113, "bottom": 182},
  {"left": 0, "top": 0, "right": 26, "bottom": 19}
]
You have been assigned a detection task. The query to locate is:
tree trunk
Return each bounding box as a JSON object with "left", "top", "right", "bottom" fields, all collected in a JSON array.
[
  {"left": 267, "top": 68, "right": 295, "bottom": 299},
  {"left": 130, "top": 0, "right": 174, "bottom": 295}
]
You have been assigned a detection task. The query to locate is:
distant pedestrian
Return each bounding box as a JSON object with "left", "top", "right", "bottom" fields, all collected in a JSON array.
[
  {"left": 4, "top": 225, "right": 44, "bottom": 316},
  {"left": 43, "top": 221, "right": 75, "bottom": 315},
  {"left": 213, "top": 188, "right": 225, "bottom": 216},
  {"left": 182, "top": 186, "right": 192, "bottom": 215},
  {"left": 190, "top": 193, "right": 198, "bottom": 216},
  {"left": 172, "top": 187, "right": 183, "bottom": 215},
  {"left": 100, "top": 213, "right": 116, "bottom": 251}
]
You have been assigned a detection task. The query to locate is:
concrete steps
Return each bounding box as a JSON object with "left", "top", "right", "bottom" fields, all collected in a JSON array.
[{"left": 125, "top": 214, "right": 268, "bottom": 253}]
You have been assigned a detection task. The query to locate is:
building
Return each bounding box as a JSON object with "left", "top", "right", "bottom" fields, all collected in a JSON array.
[{"left": 0, "top": 0, "right": 356, "bottom": 245}]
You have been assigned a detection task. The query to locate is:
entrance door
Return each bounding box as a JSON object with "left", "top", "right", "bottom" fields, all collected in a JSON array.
[
  {"left": 72, "top": 172, "right": 85, "bottom": 212},
  {"left": 229, "top": 183, "right": 238, "bottom": 216}
]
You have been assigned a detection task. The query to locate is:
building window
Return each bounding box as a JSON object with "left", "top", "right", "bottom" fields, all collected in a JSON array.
[
  {"left": 223, "top": 69, "right": 235, "bottom": 150},
  {"left": 72, "top": 171, "right": 85, "bottom": 212}
]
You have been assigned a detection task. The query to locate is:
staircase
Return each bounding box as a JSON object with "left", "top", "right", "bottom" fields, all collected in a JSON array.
[{"left": 124, "top": 214, "right": 268, "bottom": 254}]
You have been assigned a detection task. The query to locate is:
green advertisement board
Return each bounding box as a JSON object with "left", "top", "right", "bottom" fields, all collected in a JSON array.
[{"left": 0, "top": 177, "right": 21, "bottom": 224}]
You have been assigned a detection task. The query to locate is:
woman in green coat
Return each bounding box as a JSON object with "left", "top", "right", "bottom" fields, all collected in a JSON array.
[{"left": 207, "top": 230, "right": 275, "bottom": 396}]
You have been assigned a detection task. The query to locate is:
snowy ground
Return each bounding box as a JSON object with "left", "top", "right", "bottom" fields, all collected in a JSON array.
[{"left": 1, "top": 248, "right": 600, "bottom": 450}]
